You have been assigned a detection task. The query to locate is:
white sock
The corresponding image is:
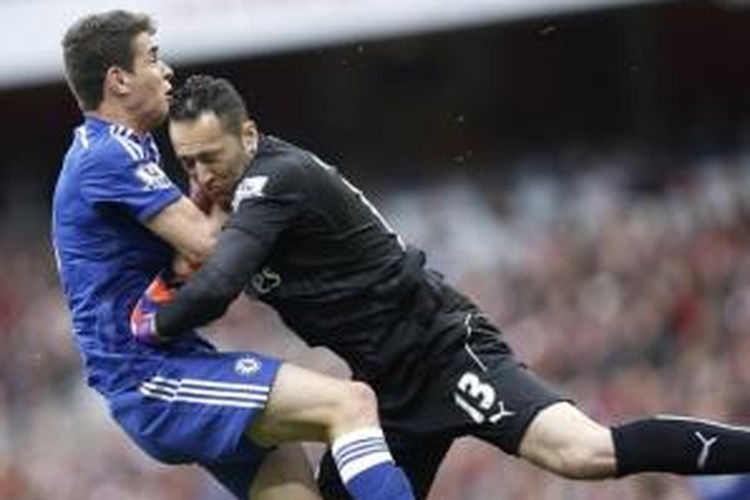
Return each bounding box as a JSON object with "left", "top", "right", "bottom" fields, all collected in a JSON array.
[{"left": 331, "top": 427, "right": 394, "bottom": 484}]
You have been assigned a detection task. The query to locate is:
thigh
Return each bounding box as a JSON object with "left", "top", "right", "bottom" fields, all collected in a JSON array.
[
  {"left": 248, "top": 362, "right": 366, "bottom": 447},
  {"left": 317, "top": 431, "right": 452, "bottom": 500},
  {"left": 443, "top": 313, "right": 569, "bottom": 454},
  {"left": 110, "top": 350, "right": 281, "bottom": 465}
]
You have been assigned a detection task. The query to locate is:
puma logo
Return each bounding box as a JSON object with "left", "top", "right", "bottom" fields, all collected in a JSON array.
[
  {"left": 695, "top": 431, "right": 718, "bottom": 470},
  {"left": 489, "top": 401, "right": 516, "bottom": 424}
]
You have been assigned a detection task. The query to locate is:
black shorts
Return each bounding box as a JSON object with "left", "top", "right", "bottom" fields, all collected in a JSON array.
[
  {"left": 319, "top": 280, "right": 569, "bottom": 499},
  {"left": 390, "top": 311, "right": 566, "bottom": 450}
]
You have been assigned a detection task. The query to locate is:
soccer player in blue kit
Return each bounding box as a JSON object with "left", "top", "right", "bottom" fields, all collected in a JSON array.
[{"left": 51, "top": 10, "right": 414, "bottom": 500}]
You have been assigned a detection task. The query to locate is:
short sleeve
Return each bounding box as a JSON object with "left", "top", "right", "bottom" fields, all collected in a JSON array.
[{"left": 80, "top": 147, "right": 182, "bottom": 222}]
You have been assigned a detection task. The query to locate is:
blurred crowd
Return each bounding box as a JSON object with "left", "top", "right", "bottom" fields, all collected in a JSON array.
[{"left": 3, "top": 147, "right": 750, "bottom": 499}]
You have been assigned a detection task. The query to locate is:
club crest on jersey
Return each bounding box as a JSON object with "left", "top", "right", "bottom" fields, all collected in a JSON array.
[
  {"left": 234, "top": 356, "right": 262, "bottom": 376},
  {"left": 135, "top": 162, "right": 172, "bottom": 191},
  {"left": 232, "top": 176, "right": 269, "bottom": 211}
]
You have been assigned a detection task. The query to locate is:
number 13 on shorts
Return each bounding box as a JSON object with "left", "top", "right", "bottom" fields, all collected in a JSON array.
[{"left": 454, "top": 371, "right": 515, "bottom": 425}]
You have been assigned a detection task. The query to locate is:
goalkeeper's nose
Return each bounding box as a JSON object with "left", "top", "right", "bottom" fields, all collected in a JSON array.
[{"left": 195, "top": 164, "right": 215, "bottom": 189}]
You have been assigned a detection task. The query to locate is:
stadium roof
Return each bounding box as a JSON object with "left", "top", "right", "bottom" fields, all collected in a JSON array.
[{"left": 2, "top": 0, "right": 666, "bottom": 89}]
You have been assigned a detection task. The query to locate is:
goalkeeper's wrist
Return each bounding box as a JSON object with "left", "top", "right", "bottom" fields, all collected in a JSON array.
[
  {"left": 131, "top": 314, "right": 161, "bottom": 346},
  {"left": 131, "top": 311, "right": 181, "bottom": 346}
]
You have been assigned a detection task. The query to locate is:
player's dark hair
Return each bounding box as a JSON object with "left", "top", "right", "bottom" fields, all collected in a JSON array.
[
  {"left": 62, "top": 10, "right": 155, "bottom": 111},
  {"left": 170, "top": 75, "right": 250, "bottom": 136}
]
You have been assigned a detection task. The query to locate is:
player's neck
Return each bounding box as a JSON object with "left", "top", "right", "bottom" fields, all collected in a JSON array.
[{"left": 90, "top": 102, "right": 150, "bottom": 137}]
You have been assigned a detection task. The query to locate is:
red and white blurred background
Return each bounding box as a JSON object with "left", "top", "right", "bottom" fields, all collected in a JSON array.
[{"left": 2, "top": 1, "right": 750, "bottom": 498}]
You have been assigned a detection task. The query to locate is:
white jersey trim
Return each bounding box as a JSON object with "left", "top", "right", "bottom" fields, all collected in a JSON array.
[
  {"left": 109, "top": 125, "right": 145, "bottom": 160},
  {"left": 76, "top": 126, "right": 89, "bottom": 149}
]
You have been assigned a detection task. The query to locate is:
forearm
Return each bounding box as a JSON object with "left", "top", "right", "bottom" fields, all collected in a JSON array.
[
  {"left": 172, "top": 206, "right": 229, "bottom": 277},
  {"left": 146, "top": 196, "right": 219, "bottom": 264},
  {"left": 155, "top": 227, "right": 270, "bottom": 337},
  {"left": 156, "top": 264, "right": 241, "bottom": 337}
]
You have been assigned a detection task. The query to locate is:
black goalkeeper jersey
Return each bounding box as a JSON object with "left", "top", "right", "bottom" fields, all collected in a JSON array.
[
  {"left": 158, "top": 135, "right": 470, "bottom": 403},
  {"left": 230, "top": 136, "right": 409, "bottom": 326}
]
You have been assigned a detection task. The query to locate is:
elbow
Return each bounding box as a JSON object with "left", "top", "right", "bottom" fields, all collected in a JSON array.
[
  {"left": 182, "top": 225, "right": 218, "bottom": 265},
  {"left": 192, "top": 232, "right": 218, "bottom": 264}
]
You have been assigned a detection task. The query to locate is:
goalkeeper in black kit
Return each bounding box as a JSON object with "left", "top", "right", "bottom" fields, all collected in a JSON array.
[{"left": 132, "top": 74, "right": 750, "bottom": 499}]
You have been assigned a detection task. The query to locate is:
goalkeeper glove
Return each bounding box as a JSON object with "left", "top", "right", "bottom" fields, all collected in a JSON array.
[{"left": 130, "top": 272, "right": 176, "bottom": 346}]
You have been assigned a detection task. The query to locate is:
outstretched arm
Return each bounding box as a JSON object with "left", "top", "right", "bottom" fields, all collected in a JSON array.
[
  {"left": 130, "top": 223, "right": 271, "bottom": 345},
  {"left": 132, "top": 157, "right": 304, "bottom": 344},
  {"left": 155, "top": 226, "right": 269, "bottom": 338}
]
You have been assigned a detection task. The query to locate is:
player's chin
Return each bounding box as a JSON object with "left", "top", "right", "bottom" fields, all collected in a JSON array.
[
  {"left": 218, "top": 198, "right": 233, "bottom": 212},
  {"left": 147, "top": 106, "right": 170, "bottom": 129},
  {"left": 208, "top": 190, "right": 232, "bottom": 211},
  {"left": 214, "top": 193, "right": 233, "bottom": 209},
  {"left": 190, "top": 185, "right": 215, "bottom": 214}
]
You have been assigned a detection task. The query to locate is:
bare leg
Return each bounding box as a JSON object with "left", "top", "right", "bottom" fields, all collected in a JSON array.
[
  {"left": 250, "top": 443, "right": 321, "bottom": 500},
  {"left": 248, "top": 363, "right": 380, "bottom": 446},
  {"left": 518, "top": 402, "right": 616, "bottom": 479},
  {"left": 247, "top": 362, "right": 414, "bottom": 500},
  {"left": 520, "top": 401, "right": 750, "bottom": 479}
]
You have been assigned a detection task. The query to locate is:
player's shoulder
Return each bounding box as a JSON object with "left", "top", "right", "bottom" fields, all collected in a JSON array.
[
  {"left": 252, "top": 135, "right": 342, "bottom": 184},
  {"left": 243, "top": 136, "right": 318, "bottom": 185},
  {"left": 74, "top": 123, "right": 146, "bottom": 175},
  {"left": 231, "top": 136, "right": 319, "bottom": 209},
  {"left": 99, "top": 124, "right": 150, "bottom": 163},
  {"left": 250, "top": 135, "right": 317, "bottom": 175}
]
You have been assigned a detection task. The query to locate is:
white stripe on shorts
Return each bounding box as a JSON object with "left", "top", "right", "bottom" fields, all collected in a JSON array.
[{"left": 139, "top": 375, "right": 270, "bottom": 409}]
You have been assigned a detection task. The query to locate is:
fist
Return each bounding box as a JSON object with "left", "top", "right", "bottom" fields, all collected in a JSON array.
[{"left": 172, "top": 254, "right": 201, "bottom": 282}]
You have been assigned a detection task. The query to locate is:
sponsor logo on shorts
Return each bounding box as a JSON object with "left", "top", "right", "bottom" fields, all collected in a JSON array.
[{"left": 235, "top": 356, "right": 262, "bottom": 376}]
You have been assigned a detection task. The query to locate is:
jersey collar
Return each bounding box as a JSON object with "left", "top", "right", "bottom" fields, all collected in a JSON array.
[{"left": 84, "top": 114, "right": 153, "bottom": 144}]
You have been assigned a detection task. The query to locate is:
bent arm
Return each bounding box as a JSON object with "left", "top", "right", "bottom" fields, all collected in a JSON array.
[
  {"left": 145, "top": 196, "right": 225, "bottom": 264},
  {"left": 155, "top": 227, "right": 269, "bottom": 337}
]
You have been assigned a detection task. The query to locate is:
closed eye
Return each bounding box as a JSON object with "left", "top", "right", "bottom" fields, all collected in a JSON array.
[{"left": 179, "top": 156, "right": 196, "bottom": 171}]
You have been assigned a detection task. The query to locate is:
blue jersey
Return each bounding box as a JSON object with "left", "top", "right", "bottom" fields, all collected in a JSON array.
[
  {"left": 51, "top": 117, "right": 284, "bottom": 495},
  {"left": 51, "top": 116, "right": 205, "bottom": 396}
]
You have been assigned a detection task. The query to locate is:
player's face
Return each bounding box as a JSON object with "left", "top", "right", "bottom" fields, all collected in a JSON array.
[
  {"left": 170, "top": 112, "right": 256, "bottom": 208},
  {"left": 122, "top": 32, "right": 173, "bottom": 131}
]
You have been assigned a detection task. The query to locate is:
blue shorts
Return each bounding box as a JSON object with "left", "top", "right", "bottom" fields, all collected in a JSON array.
[{"left": 109, "top": 349, "right": 282, "bottom": 498}]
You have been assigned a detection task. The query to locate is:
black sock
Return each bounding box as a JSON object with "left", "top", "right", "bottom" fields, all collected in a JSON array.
[{"left": 612, "top": 415, "right": 750, "bottom": 476}]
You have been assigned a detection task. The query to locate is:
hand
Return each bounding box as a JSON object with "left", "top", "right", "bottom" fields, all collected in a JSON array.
[
  {"left": 172, "top": 254, "right": 202, "bottom": 283},
  {"left": 130, "top": 272, "right": 176, "bottom": 346}
]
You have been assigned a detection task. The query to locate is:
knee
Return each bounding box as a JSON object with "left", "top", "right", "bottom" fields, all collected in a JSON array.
[
  {"left": 552, "top": 443, "right": 607, "bottom": 479},
  {"left": 521, "top": 403, "right": 618, "bottom": 480},
  {"left": 547, "top": 429, "right": 615, "bottom": 480},
  {"left": 332, "top": 381, "right": 379, "bottom": 429}
]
